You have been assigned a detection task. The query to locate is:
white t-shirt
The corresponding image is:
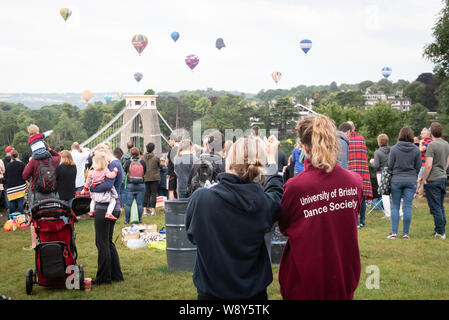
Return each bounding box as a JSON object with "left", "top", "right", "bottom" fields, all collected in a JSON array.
[{"left": 71, "top": 149, "right": 90, "bottom": 188}]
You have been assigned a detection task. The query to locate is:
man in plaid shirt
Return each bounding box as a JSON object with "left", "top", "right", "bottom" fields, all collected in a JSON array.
[{"left": 347, "top": 121, "right": 372, "bottom": 228}]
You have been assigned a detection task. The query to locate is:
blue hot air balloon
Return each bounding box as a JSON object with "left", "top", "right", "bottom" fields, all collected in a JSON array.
[
  {"left": 171, "top": 32, "right": 180, "bottom": 42},
  {"left": 300, "top": 39, "right": 312, "bottom": 54},
  {"left": 381, "top": 67, "right": 392, "bottom": 79},
  {"left": 104, "top": 95, "right": 112, "bottom": 104},
  {"left": 134, "top": 72, "right": 143, "bottom": 82}
]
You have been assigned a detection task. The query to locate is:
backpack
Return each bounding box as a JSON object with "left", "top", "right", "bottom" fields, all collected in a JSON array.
[
  {"left": 187, "top": 158, "right": 219, "bottom": 196},
  {"left": 35, "top": 158, "right": 56, "bottom": 194},
  {"left": 378, "top": 166, "right": 392, "bottom": 196},
  {"left": 127, "top": 159, "right": 144, "bottom": 184}
]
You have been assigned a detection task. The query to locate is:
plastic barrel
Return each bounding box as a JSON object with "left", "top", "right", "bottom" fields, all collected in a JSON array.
[{"left": 165, "top": 199, "right": 197, "bottom": 272}]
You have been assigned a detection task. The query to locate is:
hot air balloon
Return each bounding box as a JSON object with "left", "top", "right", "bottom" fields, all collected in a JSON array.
[
  {"left": 82, "top": 90, "right": 92, "bottom": 103},
  {"left": 381, "top": 67, "right": 392, "bottom": 79},
  {"left": 272, "top": 72, "right": 282, "bottom": 84},
  {"left": 185, "top": 54, "right": 199, "bottom": 70},
  {"left": 300, "top": 39, "right": 312, "bottom": 54},
  {"left": 134, "top": 72, "right": 143, "bottom": 82},
  {"left": 171, "top": 32, "right": 180, "bottom": 42},
  {"left": 104, "top": 95, "right": 112, "bottom": 104},
  {"left": 60, "top": 8, "right": 72, "bottom": 22},
  {"left": 117, "top": 92, "right": 123, "bottom": 99},
  {"left": 132, "top": 34, "right": 148, "bottom": 55},
  {"left": 216, "top": 38, "right": 226, "bottom": 50}
]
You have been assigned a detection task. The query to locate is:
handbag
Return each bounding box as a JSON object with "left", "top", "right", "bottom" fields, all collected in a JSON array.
[{"left": 378, "top": 167, "right": 392, "bottom": 196}]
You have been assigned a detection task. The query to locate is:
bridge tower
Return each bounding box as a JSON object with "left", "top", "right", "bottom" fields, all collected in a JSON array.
[{"left": 121, "top": 95, "right": 162, "bottom": 156}]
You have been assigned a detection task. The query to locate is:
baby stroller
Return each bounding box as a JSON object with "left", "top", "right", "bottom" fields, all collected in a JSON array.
[{"left": 26, "top": 199, "right": 84, "bottom": 295}]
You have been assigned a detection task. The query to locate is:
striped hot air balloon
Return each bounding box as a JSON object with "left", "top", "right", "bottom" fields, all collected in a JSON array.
[
  {"left": 132, "top": 34, "right": 148, "bottom": 55},
  {"left": 272, "top": 71, "right": 282, "bottom": 84},
  {"left": 300, "top": 39, "right": 312, "bottom": 54},
  {"left": 381, "top": 67, "right": 392, "bottom": 79},
  {"left": 185, "top": 54, "right": 199, "bottom": 70},
  {"left": 60, "top": 8, "right": 72, "bottom": 22}
]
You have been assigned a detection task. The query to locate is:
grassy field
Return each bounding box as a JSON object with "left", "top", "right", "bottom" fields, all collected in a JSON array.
[{"left": 0, "top": 197, "right": 449, "bottom": 300}]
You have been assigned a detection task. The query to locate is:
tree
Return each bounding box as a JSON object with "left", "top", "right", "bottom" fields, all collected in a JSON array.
[
  {"left": 404, "top": 81, "right": 426, "bottom": 105},
  {"left": 194, "top": 97, "right": 212, "bottom": 115},
  {"left": 80, "top": 105, "right": 104, "bottom": 137},
  {"left": 270, "top": 97, "right": 299, "bottom": 139},
  {"left": 145, "top": 89, "right": 155, "bottom": 95},
  {"left": 358, "top": 80, "right": 374, "bottom": 92},
  {"left": 408, "top": 104, "right": 430, "bottom": 135},
  {"left": 331, "top": 90, "right": 366, "bottom": 108},
  {"left": 329, "top": 81, "right": 338, "bottom": 92}
]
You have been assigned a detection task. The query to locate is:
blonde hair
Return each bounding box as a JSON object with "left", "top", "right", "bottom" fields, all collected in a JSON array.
[
  {"left": 27, "top": 124, "right": 39, "bottom": 135},
  {"left": 226, "top": 137, "right": 267, "bottom": 183},
  {"left": 95, "top": 142, "right": 111, "bottom": 153},
  {"left": 377, "top": 134, "right": 389, "bottom": 147},
  {"left": 178, "top": 139, "right": 192, "bottom": 154},
  {"left": 92, "top": 154, "right": 108, "bottom": 171},
  {"left": 60, "top": 150, "right": 75, "bottom": 166},
  {"left": 296, "top": 114, "right": 339, "bottom": 173}
]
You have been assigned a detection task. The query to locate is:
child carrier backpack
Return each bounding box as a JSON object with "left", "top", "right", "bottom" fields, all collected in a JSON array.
[
  {"left": 127, "top": 159, "right": 144, "bottom": 184},
  {"left": 35, "top": 158, "right": 56, "bottom": 194}
]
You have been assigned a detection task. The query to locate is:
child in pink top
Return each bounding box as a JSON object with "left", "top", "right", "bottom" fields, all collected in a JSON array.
[{"left": 81, "top": 154, "right": 118, "bottom": 221}]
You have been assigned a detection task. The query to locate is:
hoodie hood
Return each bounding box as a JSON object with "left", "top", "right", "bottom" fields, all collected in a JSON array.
[
  {"left": 379, "top": 146, "right": 391, "bottom": 155},
  {"left": 338, "top": 132, "right": 349, "bottom": 145},
  {"left": 395, "top": 141, "right": 417, "bottom": 153},
  {"left": 211, "top": 173, "right": 263, "bottom": 213}
]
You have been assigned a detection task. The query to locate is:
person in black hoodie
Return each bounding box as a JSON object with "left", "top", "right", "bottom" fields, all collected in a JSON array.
[{"left": 185, "top": 136, "right": 283, "bottom": 300}]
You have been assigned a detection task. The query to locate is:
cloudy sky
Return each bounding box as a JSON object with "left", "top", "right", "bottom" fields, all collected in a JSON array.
[{"left": 0, "top": 0, "right": 443, "bottom": 94}]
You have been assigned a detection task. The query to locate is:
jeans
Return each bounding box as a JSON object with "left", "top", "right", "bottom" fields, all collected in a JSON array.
[
  {"left": 359, "top": 196, "right": 367, "bottom": 225},
  {"left": 391, "top": 181, "right": 417, "bottom": 235},
  {"left": 120, "top": 184, "right": 126, "bottom": 208},
  {"left": 1, "top": 188, "right": 10, "bottom": 211},
  {"left": 124, "top": 183, "right": 145, "bottom": 224},
  {"left": 9, "top": 197, "right": 24, "bottom": 213},
  {"left": 178, "top": 191, "right": 189, "bottom": 199},
  {"left": 424, "top": 178, "right": 447, "bottom": 235}
]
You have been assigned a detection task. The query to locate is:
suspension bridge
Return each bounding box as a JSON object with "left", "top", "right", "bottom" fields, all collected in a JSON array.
[{"left": 79, "top": 95, "right": 316, "bottom": 154}]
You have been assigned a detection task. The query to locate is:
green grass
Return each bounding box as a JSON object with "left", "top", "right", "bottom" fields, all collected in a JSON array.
[{"left": 1, "top": 198, "right": 449, "bottom": 300}]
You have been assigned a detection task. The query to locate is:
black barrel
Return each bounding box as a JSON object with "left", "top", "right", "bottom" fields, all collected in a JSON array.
[{"left": 165, "top": 199, "right": 197, "bottom": 272}]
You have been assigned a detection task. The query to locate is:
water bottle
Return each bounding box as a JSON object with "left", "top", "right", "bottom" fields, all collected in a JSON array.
[{"left": 12, "top": 218, "right": 17, "bottom": 231}]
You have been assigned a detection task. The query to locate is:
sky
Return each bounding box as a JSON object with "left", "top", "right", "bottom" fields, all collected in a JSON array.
[{"left": 0, "top": 0, "right": 444, "bottom": 94}]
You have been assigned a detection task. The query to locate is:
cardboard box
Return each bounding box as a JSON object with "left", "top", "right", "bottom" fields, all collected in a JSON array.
[
  {"left": 139, "top": 224, "right": 157, "bottom": 233},
  {"left": 121, "top": 230, "right": 140, "bottom": 245}
]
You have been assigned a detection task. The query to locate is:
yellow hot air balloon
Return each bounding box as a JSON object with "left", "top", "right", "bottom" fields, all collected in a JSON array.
[
  {"left": 272, "top": 71, "right": 282, "bottom": 84},
  {"left": 60, "top": 8, "right": 72, "bottom": 22},
  {"left": 82, "top": 90, "right": 93, "bottom": 103}
]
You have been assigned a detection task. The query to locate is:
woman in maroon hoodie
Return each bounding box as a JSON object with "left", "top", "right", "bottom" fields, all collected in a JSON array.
[{"left": 279, "top": 114, "right": 363, "bottom": 300}]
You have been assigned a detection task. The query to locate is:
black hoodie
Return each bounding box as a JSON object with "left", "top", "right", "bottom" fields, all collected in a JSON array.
[{"left": 185, "top": 172, "right": 283, "bottom": 299}]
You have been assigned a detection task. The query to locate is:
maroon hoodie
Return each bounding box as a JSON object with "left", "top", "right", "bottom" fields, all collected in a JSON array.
[{"left": 279, "top": 158, "right": 363, "bottom": 300}]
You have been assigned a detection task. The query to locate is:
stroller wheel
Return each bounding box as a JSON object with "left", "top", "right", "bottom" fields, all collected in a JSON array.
[
  {"left": 26, "top": 269, "right": 33, "bottom": 295},
  {"left": 79, "top": 265, "right": 85, "bottom": 290}
]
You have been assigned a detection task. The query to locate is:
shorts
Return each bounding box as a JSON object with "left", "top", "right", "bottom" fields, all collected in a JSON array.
[
  {"left": 418, "top": 166, "right": 425, "bottom": 179},
  {"left": 168, "top": 175, "right": 177, "bottom": 191}
]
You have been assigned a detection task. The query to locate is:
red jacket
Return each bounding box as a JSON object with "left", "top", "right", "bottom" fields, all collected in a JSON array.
[
  {"left": 279, "top": 158, "right": 363, "bottom": 300},
  {"left": 22, "top": 150, "right": 61, "bottom": 192}
]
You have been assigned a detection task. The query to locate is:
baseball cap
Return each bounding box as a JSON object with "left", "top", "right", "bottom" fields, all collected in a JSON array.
[{"left": 5, "top": 146, "right": 13, "bottom": 153}]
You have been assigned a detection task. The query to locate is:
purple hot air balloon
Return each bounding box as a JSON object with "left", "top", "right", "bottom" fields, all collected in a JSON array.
[{"left": 185, "top": 54, "right": 199, "bottom": 70}]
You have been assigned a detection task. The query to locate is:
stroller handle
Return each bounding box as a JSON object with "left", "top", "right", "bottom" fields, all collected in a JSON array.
[{"left": 31, "top": 198, "right": 76, "bottom": 219}]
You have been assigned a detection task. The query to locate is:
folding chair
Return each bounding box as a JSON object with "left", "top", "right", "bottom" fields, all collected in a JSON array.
[{"left": 367, "top": 176, "right": 383, "bottom": 215}]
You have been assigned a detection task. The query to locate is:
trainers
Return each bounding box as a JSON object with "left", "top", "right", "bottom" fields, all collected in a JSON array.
[
  {"left": 105, "top": 213, "right": 117, "bottom": 221},
  {"left": 402, "top": 234, "right": 410, "bottom": 240},
  {"left": 434, "top": 233, "right": 446, "bottom": 239},
  {"left": 380, "top": 215, "right": 390, "bottom": 220},
  {"left": 387, "top": 233, "right": 397, "bottom": 239}
]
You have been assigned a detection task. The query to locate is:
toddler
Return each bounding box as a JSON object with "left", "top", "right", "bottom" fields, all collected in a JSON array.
[
  {"left": 27, "top": 124, "right": 53, "bottom": 160},
  {"left": 81, "top": 154, "right": 119, "bottom": 221}
]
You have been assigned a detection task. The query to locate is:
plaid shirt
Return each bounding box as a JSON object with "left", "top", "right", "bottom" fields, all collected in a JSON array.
[{"left": 348, "top": 132, "right": 373, "bottom": 198}]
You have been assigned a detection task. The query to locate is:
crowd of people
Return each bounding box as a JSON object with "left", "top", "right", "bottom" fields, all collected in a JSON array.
[{"left": 0, "top": 116, "right": 448, "bottom": 299}]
